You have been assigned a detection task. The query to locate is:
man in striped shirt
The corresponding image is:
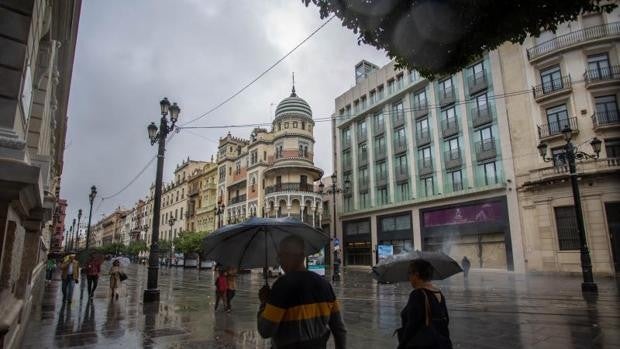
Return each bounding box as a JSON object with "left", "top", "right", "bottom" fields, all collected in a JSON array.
[{"left": 257, "top": 235, "right": 347, "bottom": 348}]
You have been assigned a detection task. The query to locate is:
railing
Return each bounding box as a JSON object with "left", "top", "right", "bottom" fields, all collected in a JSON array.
[
  {"left": 527, "top": 22, "right": 620, "bottom": 60},
  {"left": 471, "top": 106, "right": 493, "bottom": 128},
  {"left": 475, "top": 139, "right": 497, "bottom": 162},
  {"left": 343, "top": 160, "right": 352, "bottom": 172},
  {"left": 392, "top": 111, "right": 405, "bottom": 127},
  {"left": 395, "top": 169, "right": 409, "bottom": 181},
  {"left": 375, "top": 148, "right": 386, "bottom": 161},
  {"left": 528, "top": 157, "right": 620, "bottom": 182},
  {"left": 413, "top": 103, "right": 429, "bottom": 119},
  {"left": 228, "top": 194, "right": 246, "bottom": 205},
  {"left": 418, "top": 159, "right": 433, "bottom": 176},
  {"left": 537, "top": 116, "right": 578, "bottom": 139},
  {"left": 375, "top": 176, "right": 388, "bottom": 186},
  {"left": 438, "top": 88, "right": 456, "bottom": 106},
  {"left": 265, "top": 183, "right": 315, "bottom": 194},
  {"left": 374, "top": 122, "right": 385, "bottom": 135},
  {"left": 532, "top": 75, "right": 572, "bottom": 100},
  {"left": 444, "top": 150, "right": 462, "bottom": 169},
  {"left": 592, "top": 110, "right": 619, "bottom": 128},
  {"left": 393, "top": 140, "right": 407, "bottom": 154},
  {"left": 467, "top": 71, "right": 488, "bottom": 95},
  {"left": 416, "top": 130, "right": 431, "bottom": 146},
  {"left": 358, "top": 155, "right": 368, "bottom": 166},
  {"left": 584, "top": 65, "right": 620, "bottom": 86},
  {"left": 441, "top": 117, "right": 459, "bottom": 138}
]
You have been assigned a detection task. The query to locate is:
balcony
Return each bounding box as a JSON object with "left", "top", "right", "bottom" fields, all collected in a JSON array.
[
  {"left": 532, "top": 75, "right": 572, "bottom": 102},
  {"left": 395, "top": 169, "right": 409, "bottom": 182},
  {"left": 265, "top": 183, "right": 315, "bottom": 194},
  {"left": 413, "top": 103, "right": 429, "bottom": 119},
  {"left": 537, "top": 116, "right": 578, "bottom": 140},
  {"left": 471, "top": 106, "right": 493, "bottom": 128},
  {"left": 393, "top": 140, "right": 407, "bottom": 154},
  {"left": 392, "top": 112, "right": 405, "bottom": 127},
  {"left": 357, "top": 131, "right": 367, "bottom": 142},
  {"left": 438, "top": 88, "right": 456, "bottom": 107},
  {"left": 359, "top": 180, "right": 369, "bottom": 191},
  {"left": 527, "top": 22, "right": 620, "bottom": 62},
  {"left": 441, "top": 117, "right": 459, "bottom": 138},
  {"left": 358, "top": 155, "right": 368, "bottom": 166},
  {"left": 416, "top": 130, "right": 431, "bottom": 147},
  {"left": 343, "top": 161, "right": 352, "bottom": 172},
  {"left": 374, "top": 123, "right": 385, "bottom": 135},
  {"left": 467, "top": 72, "right": 488, "bottom": 95},
  {"left": 444, "top": 150, "right": 462, "bottom": 170},
  {"left": 375, "top": 149, "right": 386, "bottom": 161},
  {"left": 527, "top": 157, "right": 620, "bottom": 184},
  {"left": 592, "top": 110, "right": 619, "bottom": 129},
  {"left": 375, "top": 176, "right": 388, "bottom": 186},
  {"left": 475, "top": 139, "right": 497, "bottom": 162},
  {"left": 418, "top": 159, "right": 433, "bottom": 176},
  {"left": 228, "top": 194, "right": 246, "bottom": 205},
  {"left": 584, "top": 65, "right": 620, "bottom": 89}
]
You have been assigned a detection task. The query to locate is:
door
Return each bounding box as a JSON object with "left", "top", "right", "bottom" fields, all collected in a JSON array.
[{"left": 605, "top": 203, "right": 620, "bottom": 274}]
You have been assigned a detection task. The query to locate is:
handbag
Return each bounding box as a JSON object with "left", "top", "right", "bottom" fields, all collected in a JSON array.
[
  {"left": 400, "top": 290, "right": 452, "bottom": 349},
  {"left": 119, "top": 272, "right": 128, "bottom": 282}
]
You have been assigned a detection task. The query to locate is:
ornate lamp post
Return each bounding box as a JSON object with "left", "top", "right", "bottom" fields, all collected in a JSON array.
[
  {"left": 216, "top": 202, "right": 225, "bottom": 228},
  {"left": 144, "top": 97, "right": 180, "bottom": 302},
  {"left": 69, "top": 218, "right": 76, "bottom": 251},
  {"left": 85, "top": 186, "right": 97, "bottom": 250},
  {"left": 76, "top": 209, "right": 82, "bottom": 250},
  {"left": 537, "top": 126, "right": 601, "bottom": 293},
  {"left": 319, "top": 173, "right": 350, "bottom": 281},
  {"left": 168, "top": 217, "right": 177, "bottom": 267}
]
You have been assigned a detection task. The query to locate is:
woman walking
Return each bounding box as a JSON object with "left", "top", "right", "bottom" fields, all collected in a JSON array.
[
  {"left": 214, "top": 270, "right": 228, "bottom": 311},
  {"left": 226, "top": 268, "right": 237, "bottom": 312},
  {"left": 396, "top": 259, "right": 452, "bottom": 349},
  {"left": 109, "top": 260, "right": 122, "bottom": 300}
]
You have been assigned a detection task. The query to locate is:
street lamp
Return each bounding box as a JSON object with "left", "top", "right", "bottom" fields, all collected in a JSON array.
[
  {"left": 537, "top": 126, "right": 601, "bottom": 293},
  {"left": 85, "top": 186, "right": 97, "bottom": 250},
  {"left": 70, "top": 218, "right": 76, "bottom": 251},
  {"left": 144, "top": 97, "right": 181, "bottom": 303},
  {"left": 318, "top": 173, "right": 350, "bottom": 281},
  {"left": 76, "top": 209, "right": 82, "bottom": 251},
  {"left": 168, "top": 217, "right": 177, "bottom": 267},
  {"left": 216, "top": 202, "right": 225, "bottom": 228}
]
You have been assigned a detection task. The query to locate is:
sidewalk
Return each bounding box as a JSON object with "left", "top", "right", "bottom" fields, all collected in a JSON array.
[{"left": 22, "top": 265, "right": 620, "bottom": 348}]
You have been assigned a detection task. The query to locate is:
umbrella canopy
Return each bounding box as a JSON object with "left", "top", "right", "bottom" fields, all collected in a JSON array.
[
  {"left": 372, "top": 251, "right": 462, "bottom": 283},
  {"left": 111, "top": 256, "right": 131, "bottom": 267},
  {"left": 202, "top": 217, "right": 329, "bottom": 278}
]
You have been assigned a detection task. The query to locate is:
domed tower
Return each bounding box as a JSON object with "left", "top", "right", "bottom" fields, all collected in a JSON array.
[{"left": 263, "top": 86, "right": 323, "bottom": 224}]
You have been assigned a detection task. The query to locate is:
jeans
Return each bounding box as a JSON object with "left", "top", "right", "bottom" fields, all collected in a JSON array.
[
  {"left": 87, "top": 275, "right": 99, "bottom": 296},
  {"left": 62, "top": 276, "right": 75, "bottom": 302}
]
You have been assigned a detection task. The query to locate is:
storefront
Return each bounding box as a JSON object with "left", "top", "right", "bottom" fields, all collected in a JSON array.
[
  {"left": 343, "top": 219, "right": 372, "bottom": 266},
  {"left": 376, "top": 212, "right": 413, "bottom": 263},
  {"left": 420, "top": 196, "right": 514, "bottom": 270}
]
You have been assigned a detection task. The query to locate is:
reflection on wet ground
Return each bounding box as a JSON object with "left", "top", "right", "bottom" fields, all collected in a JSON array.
[{"left": 23, "top": 265, "right": 620, "bottom": 348}]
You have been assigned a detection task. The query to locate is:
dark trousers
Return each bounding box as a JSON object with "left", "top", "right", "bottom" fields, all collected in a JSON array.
[
  {"left": 87, "top": 275, "right": 99, "bottom": 296},
  {"left": 226, "top": 289, "right": 236, "bottom": 309},
  {"left": 62, "top": 276, "right": 75, "bottom": 301},
  {"left": 46, "top": 269, "right": 54, "bottom": 281}
]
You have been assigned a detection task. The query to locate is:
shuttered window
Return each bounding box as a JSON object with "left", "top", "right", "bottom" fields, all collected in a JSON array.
[{"left": 554, "top": 206, "right": 580, "bottom": 250}]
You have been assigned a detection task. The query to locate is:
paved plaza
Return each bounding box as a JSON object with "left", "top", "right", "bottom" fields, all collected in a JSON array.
[{"left": 23, "top": 265, "right": 620, "bottom": 348}]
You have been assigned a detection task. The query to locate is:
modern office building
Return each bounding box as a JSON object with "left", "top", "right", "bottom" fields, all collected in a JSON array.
[
  {"left": 497, "top": 10, "right": 620, "bottom": 275},
  {"left": 218, "top": 86, "right": 324, "bottom": 226},
  {"left": 333, "top": 58, "right": 524, "bottom": 271}
]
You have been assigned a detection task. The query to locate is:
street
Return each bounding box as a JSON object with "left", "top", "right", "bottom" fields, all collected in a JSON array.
[{"left": 23, "top": 265, "right": 620, "bottom": 348}]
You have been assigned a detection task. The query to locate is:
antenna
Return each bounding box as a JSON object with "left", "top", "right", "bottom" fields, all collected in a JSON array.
[{"left": 291, "top": 72, "right": 296, "bottom": 96}]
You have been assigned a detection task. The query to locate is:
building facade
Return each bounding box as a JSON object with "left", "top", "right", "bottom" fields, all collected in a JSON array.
[
  {"left": 333, "top": 58, "right": 524, "bottom": 271},
  {"left": 0, "top": 1, "right": 81, "bottom": 347},
  {"left": 218, "top": 87, "right": 324, "bottom": 226},
  {"left": 52, "top": 198, "right": 67, "bottom": 253},
  {"left": 498, "top": 10, "right": 620, "bottom": 275},
  {"left": 186, "top": 161, "right": 218, "bottom": 233}
]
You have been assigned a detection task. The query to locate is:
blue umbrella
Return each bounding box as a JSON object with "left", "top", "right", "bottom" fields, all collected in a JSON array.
[{"left": 202, "top": 217, "right": 330, "bottom": 284}]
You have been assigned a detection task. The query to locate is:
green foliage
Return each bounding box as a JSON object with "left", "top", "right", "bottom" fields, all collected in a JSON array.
[
  {"left": 96, "top": 243, "right": 126, "bottom": 255},
  {"left": 158, "top": 239, "right": 172, "bottom": 253},
  {"left": 126, "top": 240, "right": 148, "bottom": 256},
  {"left": 173, "top": 231, "right": 209, "bottom": 255},
  {"left": 302, "top": 0, "right": 617, "bottom": 79}
]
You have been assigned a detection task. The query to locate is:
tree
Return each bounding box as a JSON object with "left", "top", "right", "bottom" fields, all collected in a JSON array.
[
  {"left": 302, "top": 0, "right": 616, "bottom": 79},
  {"left": 126, "top": 240, "right": 148, "bottom": 257},
  {"left": 174, "top": 231, "right": 208, "bottom": 255},
  {"left": 96, "top": 243, "right": 126, "bottom": 256},
  {"left": 158, "top": 239, "right": 172, "bottom": 254}
]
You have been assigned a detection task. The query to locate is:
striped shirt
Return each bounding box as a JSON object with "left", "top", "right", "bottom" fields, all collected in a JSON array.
[{"left": 257, "top": 271, "right": 346, "bottom": 348}]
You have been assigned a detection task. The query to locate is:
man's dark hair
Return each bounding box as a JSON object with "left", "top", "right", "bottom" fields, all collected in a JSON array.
[
  {"left": 279, "top": 235, "right": 305, "bottom": 255},
  {"left": 408, "top": 259, "right": 433, "bottom": 281}
]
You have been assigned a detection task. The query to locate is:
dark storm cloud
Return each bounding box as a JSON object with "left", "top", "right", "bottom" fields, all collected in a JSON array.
[{"left": 61, "top": 0, "right": 388, "bottom": 222}]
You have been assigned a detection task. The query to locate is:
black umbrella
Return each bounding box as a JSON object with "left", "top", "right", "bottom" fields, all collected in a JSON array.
[
  {"left": 372, "top": 251, "right": 462, "bottom": 283},
  {"left": 202, "top": 217, "right": 330, "bottom": 284}
]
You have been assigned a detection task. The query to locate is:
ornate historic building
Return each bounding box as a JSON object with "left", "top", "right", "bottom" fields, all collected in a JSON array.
[
  {"left": 218, "top": 86, "right": 324, "bottom": 226},
  {"left": 186, "top": 161, "right": 218, "bottom": 233}
]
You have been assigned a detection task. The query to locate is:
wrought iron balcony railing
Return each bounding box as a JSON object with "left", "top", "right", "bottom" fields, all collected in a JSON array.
[
  {"left": 584, "top": 65, "right": 620, "bottom": 87},
  {"left": 228, "top": 194, "right": 246, "bottom": 205},
  {"left": 471, "top": 106, "right": 493, "bottom": 128},
  {"left": 532, "top": 75, "right": 572, "bottom": 100},
  {"left": 527, "top": 22, "right": 620, "bottom": 60},
  {"left": 265, "top": 183, "right": 315, "bottom": 194},
  {"left": 441, "top": 117, "right": 459, "bottom": 138},
  {"left": 592, "top": 110, "right": 619, "bottom": 128},
  {"left": 467, "top": 71, "right": 488, "bottom": 95},
  {"left": 537, "top": 116, "right": 578, "bottom": 139},
  {"left": 444, "top": 150, "right": 462, "bottom": 170},
  {"left": 475, "top": 139, "right": 497, "bottom": 162}
]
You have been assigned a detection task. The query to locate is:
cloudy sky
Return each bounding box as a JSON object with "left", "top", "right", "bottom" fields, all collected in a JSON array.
[{"left": 61, "top": 0, "right": 389, "bottom": 223}]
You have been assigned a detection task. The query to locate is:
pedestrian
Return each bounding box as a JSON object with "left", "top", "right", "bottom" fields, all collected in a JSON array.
[
  {"left": 109, "top": 259, "right": 122, "bottom": 300},
  {"left": 214, "top": 270, "right": 228, "bottom": 311},
  {"left": 226, "top": 268, "right": 237, "bottom": 312},
  {"left": 46, "top": 256, "right": 56, "bottom": 284},
  {"left": 60, "top": 254, "right": 80, "bottom": 303},
  {"left": 85, "top": 253, "right": 101, "bottom": 299},
  {"left": 257, "top": 235, "right": 346, "bottom": 349},
  {"left": 461, "top": 256, "right": 471, "bottom": 278},
  {"left": 395, "top": 259, "right": 452, "bottom": 349}
]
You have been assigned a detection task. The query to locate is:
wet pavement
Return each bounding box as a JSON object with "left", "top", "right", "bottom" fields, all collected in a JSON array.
[{"left": 23, "top": 265, "right": 620, "bottom": 348}]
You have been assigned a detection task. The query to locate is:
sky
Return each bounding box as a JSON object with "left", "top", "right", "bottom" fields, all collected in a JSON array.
[{"left": 60, "top": 0, "right": 390, "bottom": 224}]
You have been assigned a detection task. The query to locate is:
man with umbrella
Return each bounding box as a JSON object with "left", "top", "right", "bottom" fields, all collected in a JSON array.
[{"left": 257, "top": 235, "right": 347, "bottom": 348}]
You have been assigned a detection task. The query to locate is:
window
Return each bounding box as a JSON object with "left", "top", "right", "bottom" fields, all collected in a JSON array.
[
  {"left": 419, "top": 146, "right": 432, "bottom": 168},
  {"left": 250, "top": 150, "right": 258, "bottom": 165},
  {"left": 393, "top": 126, "right": 407, "bottom": 151},
  {"left": 284, "top": 122, "right": 289, "bottom": 129},
  {"left": 396, "top": 74, "right": 404, "bottom": 90},
  {"left": 381, "top": 215, "right": 411, "bottom": 232},
  {"left": 301, "top": 121, "right": 305, "bottom": 130},
  {"left": 442, "top": 106, "right": 457, "bottom": 125},
  {"left": 263, "top": 151, "right": 267, "bottom": 160},
  {"left": 605, "top": 138, "right": 620, "bottom": 158},
  {"left": 587, "top": 53, "right": 610, "bottom": 80},
  {"left": 360, "top": 96, "right": 367, "bottom": 110},
  {"left": 540, "top": 65, "right": 563, "bottom": 93},
  {"left": 345, "top": 105, "right": 351, "bottom": 116},
  {"left": 375, "top": 161, "right": 387, "bottom": 182},
  {"left": 342, "top": 149, "right": 352, "bottom": 169},
  {"left": 439, "top": 77, "right": 453, "bottom": 97},
  {"left": 374, "top": 135, "right": 386, "bottom": 156},
  {"left": 378, "top": 187, "right": 389, "bottom": 205},
  {"left": 473, "top": 92, "right": 488, "bottom": 115},
  {"left": 392, "top": 101, "right": 405, "bottom": 125},
  {"left": 235, "top": 160, "right": 241, "bottom": 175},
  {"left": 342, "top": 128, "right": 352, "bottom": 148},
  {"left": 477, "top": 126, "right": 494, "bottom": 150},
  {"left": 353, "top": 100, "right": 359, "bottom": 114},
  {"left": 344, "top": 195, "right": 353, "bottom": 212},
  {"left": 482, "top": 161, "right": 498, "bottom": 185},
  {"left": 396, "top": 182, "right": 410, "bottom": 201},
  {"left": 387, "top": 79, "right": 395, "bottom": 94},
  {"left": 278, "top": 123, "right": 281, "bottom": 131},
  {"left": 554, "top": 206, "right": 580, "bottom": 250},
  {"left": 471, "top": 62, "right": 484, "bottom": 83},
  {"left": 395, "top": 154, "right": 408, "bottom": 177},
  {"left": 545, "top": 104, "right": 569, "bottom": 135},
  {"left": 374, "top": 112, "right": 384, "bottom": 133},
  {"left": 416, "top": 117, "right": 430, "bottom": 141},
  {"left": 293, "top": 121, "right": 298, "bottom": 128},
  {"left": 359, "top": 192, "right": 370, "bottom": 209},
  {"left": 369, "top": 90, "right": 376, "bottom": 105},
  {"left": 358, "top": 142, "right": 368, "bottom": 163},
  {"left": 551, "top": 147, "right": 567, "bottom": 167},
  {"left": 357, "top": 120, "right": 367, "bottom": 139},
  {"left": 359, "top": 166, "right": 369, "bottom": 184},
  {"left": 180, "top": 207, "right": 184, "bottom": 220},
  {"left": 409, "top": 69, "right": 419, "bottom": 82},
  {"left": 449, "top": 169, "right": 463, "bottom": 191},
  {"left": 412, "top": 89, "right": 427, "bottom": 109},
  {"left": 299, "top": 142, "right": 309, "bottom": 157},
  {"left": 595, "top": 95, "right": 618, "bottom": 124},
  {"left": 377, "top": 85, "right": 384, "bottom": 100},
  {"left": 421, "top": 176, "right": 434, "bottom": 196}
]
